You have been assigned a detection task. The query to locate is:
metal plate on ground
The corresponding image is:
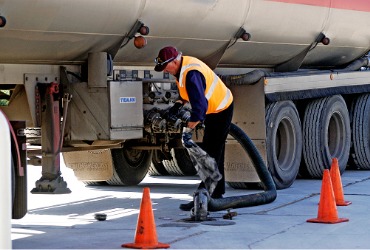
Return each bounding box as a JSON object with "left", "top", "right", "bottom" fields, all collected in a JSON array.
[{"left": 178, "top": 217, "right": 219, "bottom": 224}]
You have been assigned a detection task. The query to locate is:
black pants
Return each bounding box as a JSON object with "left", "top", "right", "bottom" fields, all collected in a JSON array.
[{"left": 199, "top": 102, "right": 234, "bottom": 198}]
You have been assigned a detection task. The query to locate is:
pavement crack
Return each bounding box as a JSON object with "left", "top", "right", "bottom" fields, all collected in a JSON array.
[
  {"left": 254, "top": 193, "right": 319, "bottom": 215},
  {"left": 167, "top": 230, "right": 207, "bottom": 245},
  {"left": 247, "top": 221, "right": 306, "bottom": 249},
  {"left": 343, "top": 175, "right": 370, "bottom": 187}
]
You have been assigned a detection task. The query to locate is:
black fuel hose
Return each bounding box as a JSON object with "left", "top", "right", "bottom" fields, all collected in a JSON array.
[
  {"left": 219, "top": 56, "right": 370, "bottom": 87},
  {"left": 208, "top": 123, "right": 277, "bottom": 212},
  {"left": 219, "top": 69, "right": 268, "bottom": 86}
]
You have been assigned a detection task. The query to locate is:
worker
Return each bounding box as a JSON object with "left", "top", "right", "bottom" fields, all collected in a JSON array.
[{"left": 154, "top": 46, "right": 234, "bottom": 211}]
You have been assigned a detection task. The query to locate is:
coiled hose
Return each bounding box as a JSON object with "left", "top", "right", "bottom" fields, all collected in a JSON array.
[{"left": 208, "top": 123, "right": 277, "bottom": 211}]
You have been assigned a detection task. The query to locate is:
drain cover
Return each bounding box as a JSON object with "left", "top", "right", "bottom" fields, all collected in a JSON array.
[{"left": 179, "top": 217, "right": 216, "bottom": 223}]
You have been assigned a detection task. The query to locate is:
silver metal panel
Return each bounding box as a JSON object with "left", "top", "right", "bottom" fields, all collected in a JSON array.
[
  {"left": 229, "top": 80, "right": 267, "bottom": 139},
  {"left": 88, "top": 53, "right": 108, "bottom": 88},
  {"left": 0, "top": 64, "right": 66, "bottom": 85},
  {"left": 63, "top": 149, "right": 114, "bottom": 181},
  {"left": 65, "top": 82, "right": 110, "bottom": 141},
  {"left": 225, "top": 80, "right": 267, "bottom": 182},
  {"left": 109, "top": 81, "right": 143, "bottom": 140},
  {"left": 265, "top": 71, "right": 370, "bottom": 94},
  {"left": 225, "top": 140, "right": 265, "bottom": 182}
]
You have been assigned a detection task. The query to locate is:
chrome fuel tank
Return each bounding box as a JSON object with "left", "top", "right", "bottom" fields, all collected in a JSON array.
[{"left": 0, "top": 0, "right": 369, "bottom": 69}]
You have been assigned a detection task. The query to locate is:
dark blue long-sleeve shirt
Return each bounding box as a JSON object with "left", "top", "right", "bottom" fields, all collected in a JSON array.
[{"left": 185, "top": 70, "right": 208, "bottom": 122}]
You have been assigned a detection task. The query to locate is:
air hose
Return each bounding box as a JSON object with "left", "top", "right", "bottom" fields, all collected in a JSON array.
[{"left": 207, "top": 123, "right": 277, "bottom": 212}]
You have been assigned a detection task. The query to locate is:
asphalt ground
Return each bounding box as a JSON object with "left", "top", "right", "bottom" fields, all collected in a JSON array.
[{"left": 11, "top": 161, "right": 370, "bottom": 249}]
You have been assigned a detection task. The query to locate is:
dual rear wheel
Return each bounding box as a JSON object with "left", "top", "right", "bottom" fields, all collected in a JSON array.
[{"left": 265, "top": 94, "right": 363, "bottom": 189}]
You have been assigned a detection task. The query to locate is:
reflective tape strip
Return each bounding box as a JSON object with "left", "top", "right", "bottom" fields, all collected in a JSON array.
[
  {"left": 205, "top": 74, "right": 219, "bottom": 100},
  {"left": 179, "top": 63, "right": 201, "bottom": 87},
  {"left": 216, "top": 88, "right": 232, "bottom": 111}
]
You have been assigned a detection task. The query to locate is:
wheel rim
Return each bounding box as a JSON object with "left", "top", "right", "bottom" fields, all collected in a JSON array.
[
  {"left": 327, "top": 112, "right": 346, "bottom": 157},
  {"left": 123, "top": 148, "right": 146, "bottom": 167},
  {"left": 276, "top": 117, "right": 296, "bottom": 171}
]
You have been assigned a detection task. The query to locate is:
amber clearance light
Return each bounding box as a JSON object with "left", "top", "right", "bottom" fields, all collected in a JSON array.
[{"left": 0, "top": 16, "right": 7, "bottom": 28}]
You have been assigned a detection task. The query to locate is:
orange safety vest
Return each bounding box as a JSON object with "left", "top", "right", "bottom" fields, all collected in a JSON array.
[{"left": 177, "top": 56, "right": 233, "bottom": 114}]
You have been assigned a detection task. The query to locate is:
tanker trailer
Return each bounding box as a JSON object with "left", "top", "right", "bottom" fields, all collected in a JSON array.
[{"left": 1, "top": 0, "right": 370, "bottom": 218}]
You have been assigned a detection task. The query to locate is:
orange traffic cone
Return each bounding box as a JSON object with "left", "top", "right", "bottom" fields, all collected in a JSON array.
[
  {"left": 122, "top": 187, "right": 170, "bottom": 249},
  {"left": 307, "top": 169, "right": 349, "bottom": 224},
  {"left": 330, "top": 158, "right": 352, "bottom": 206}
]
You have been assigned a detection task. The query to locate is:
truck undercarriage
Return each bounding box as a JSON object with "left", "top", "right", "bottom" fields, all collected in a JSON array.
[{"left": 3, "top": 52, "right": 370, "bottom": 219}]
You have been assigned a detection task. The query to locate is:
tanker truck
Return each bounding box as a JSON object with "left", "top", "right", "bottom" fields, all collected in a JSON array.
[{"left": 2, "top": 0, "right": 370, "bottom": 219}]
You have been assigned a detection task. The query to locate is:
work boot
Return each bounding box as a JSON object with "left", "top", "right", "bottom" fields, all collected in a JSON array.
[{"left": 179, "top": 201, "right": 194, "bottom": 211}]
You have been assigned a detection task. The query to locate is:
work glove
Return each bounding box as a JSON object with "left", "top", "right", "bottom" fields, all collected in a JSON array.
[{"left": 182, "top": 127, "right": 196, "bottom": 148}]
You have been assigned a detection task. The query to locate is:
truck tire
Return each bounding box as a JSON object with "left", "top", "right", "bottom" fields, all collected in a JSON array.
[
  {"left": 12, "top": 154, "right": 27, "bottom": 219},
  {"left": 83, "top": 181, "right": 107, "bottom": 186},
  {"left": 148, "top": 150, "right": 169, "bottom": 176},
  {"left": 265, "top": 101, "right": 302, "bottom": 189},
  {"left": 302, "top": 95, "right": 350, "bottom": 178},
  {"left": 162, "top": 148, "right": 197, "bottom": 176},
  {"left": 11, "top": 156, "right": 15, "bottom": 206},
  {"left": 173, "top": 148, "right": 197, "bottom": 176},
  {"left": 107, "top": 148, "right": 152, "bottom": 185},
  {"left": 350, "top": 94, "right": 370, "bottom": 169}
]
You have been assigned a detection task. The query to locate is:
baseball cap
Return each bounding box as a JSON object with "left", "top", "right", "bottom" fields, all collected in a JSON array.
[{"left": 154, "top": 46, "right": 179, "bottom": 72}]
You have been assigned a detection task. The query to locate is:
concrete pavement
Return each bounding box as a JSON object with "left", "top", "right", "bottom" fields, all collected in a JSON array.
[{"left": 11, "top": 163, "right": 370, "bottom": 249}]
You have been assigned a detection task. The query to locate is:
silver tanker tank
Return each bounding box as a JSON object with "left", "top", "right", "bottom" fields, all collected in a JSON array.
[{"left": 0, "top": 0, "right": 369, "bottom": 68}]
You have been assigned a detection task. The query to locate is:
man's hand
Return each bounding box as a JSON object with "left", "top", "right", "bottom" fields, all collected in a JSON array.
[
  {"left": 182, "top": 127, "right": 196, "bottom": 148},
  {"left": 187, "top": 121, "right": 200, "bottom": 129}
]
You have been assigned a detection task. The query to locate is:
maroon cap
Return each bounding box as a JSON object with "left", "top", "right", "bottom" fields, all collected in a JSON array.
[{"left": 154, "top": 46, "right": 179, "bottom": 72}]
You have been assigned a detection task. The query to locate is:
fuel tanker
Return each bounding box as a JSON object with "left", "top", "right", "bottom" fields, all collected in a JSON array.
[{"left": 2, "top": 0, "right": 370, "bottom": 218}]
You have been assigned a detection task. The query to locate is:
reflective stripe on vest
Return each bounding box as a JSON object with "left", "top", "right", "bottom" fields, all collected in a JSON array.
[
  {"left": 217, "top": 88, "right": 232, "bottom": 111},
  {"left": 178, "top": 63, "right": 201, "bottom": 87}
]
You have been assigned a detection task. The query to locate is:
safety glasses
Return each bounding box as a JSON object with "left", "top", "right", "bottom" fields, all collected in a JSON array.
[{"left": 155, "top": 56, "right": 175, "bottom": 66}]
